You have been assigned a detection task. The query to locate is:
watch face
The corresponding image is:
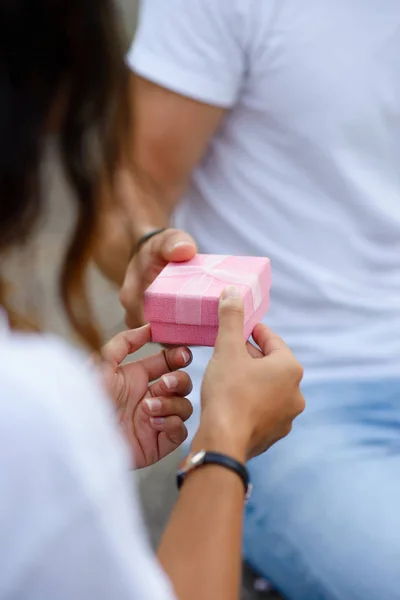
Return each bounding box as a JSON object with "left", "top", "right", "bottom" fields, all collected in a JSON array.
[
  {"left": 179, "top": 451, "right": 206, "bottom": 473},
  {"left": 191, "top": 451, "right": 206, "bottom": 466}
]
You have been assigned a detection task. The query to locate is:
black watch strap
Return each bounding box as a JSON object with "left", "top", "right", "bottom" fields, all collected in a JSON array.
[
  {"left": 177, "top": 451, "right": 252, "bottom": 501},
  {"left": 131, "top": 228, "right": 167, "bottom": 258}
]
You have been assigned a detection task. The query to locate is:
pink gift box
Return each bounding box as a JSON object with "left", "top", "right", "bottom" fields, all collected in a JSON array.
[{"left": 144, "top": 254, "right": 271, "bottom": 347}]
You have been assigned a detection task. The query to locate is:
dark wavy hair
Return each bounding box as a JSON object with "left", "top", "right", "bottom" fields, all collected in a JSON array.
[{"left": 0, "top": 0, "right": 130, "bottom": 349}]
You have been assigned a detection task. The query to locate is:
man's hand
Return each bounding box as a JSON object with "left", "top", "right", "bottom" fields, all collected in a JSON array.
[
  {"left": 118, "top": 75, "right": 224, "bottom": 327},
  {"left": 120, "top": 228, "right": 197, "bottom": 328}
]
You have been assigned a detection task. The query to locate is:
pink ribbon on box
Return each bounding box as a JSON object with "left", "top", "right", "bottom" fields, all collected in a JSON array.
[{"left": 158, "top": 255, "right": 263, "bottom": 325}]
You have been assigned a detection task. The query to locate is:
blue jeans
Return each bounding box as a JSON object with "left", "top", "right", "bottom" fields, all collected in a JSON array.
[{"left": 243, "top": 378, "right": 400, "bottom": 600}]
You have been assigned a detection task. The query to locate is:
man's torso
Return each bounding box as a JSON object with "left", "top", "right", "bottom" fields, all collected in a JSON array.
[{"left": 175, "top": 0, "right": 400, "bottom": 381}]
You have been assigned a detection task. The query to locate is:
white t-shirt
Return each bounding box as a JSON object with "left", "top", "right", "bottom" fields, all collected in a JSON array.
[
  {"left": 0, "top": 331, "right": 176, "bottom": 600},
  {"left": 128, "top": 0, "right": 400, "bottom": 384}
]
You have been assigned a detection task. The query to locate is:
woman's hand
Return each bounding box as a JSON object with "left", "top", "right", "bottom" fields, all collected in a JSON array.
[
  {"left": 100, "top": 325, "right": 193, "bottom": 468},
  {"left": 195, "top": 288, "right": 305, "bottom": 462}
]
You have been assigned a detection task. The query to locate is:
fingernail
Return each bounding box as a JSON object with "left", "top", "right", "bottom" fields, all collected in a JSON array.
[
  {"left": 145, "top": 398, "right": 162, "bottom": 413},
  {"left": 181, "top": 349, "right": 191, "bottom": 364},
  {"left": 150, "top": 417, "right": 165, "bottom": 425},
  {"left": 222, "top": 286, "right": 240, "bottom": 300},
  {"left": 163, "top": 374, "right": 178, "bottom": 390},
  {"left": 171, "top": 241, "right": 194, "bottom": 251}
]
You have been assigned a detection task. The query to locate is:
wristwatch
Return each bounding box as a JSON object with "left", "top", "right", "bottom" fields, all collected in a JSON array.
[{"left": 177, "top": 450, "right": 252, "bottom": 502}]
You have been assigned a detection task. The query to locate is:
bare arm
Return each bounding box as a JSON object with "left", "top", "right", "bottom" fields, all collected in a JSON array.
[
  {"left": 94, "top": 74, "right": 225, "bottom": 285},
  {"left": 130, "top": 75, "right": 225, "bottom": 219},
  {"left": 158, "top": 435, "right": 246, "bottom": 600},
  {"left": 155, "top": 294, "right": 305, "bottom": 600}
]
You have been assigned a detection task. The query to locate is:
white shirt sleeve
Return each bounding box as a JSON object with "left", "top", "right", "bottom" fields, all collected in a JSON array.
[
  {"left": 0, "top": 335, "right": 176, "bottom": 600},
  {"left": 127, "top": 0, "right": 247, "bottom": 108}
]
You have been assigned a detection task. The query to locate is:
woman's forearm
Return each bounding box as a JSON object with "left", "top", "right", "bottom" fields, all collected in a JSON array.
[{"left": 157, "top": 437, "right": 246, "bottom": 600}]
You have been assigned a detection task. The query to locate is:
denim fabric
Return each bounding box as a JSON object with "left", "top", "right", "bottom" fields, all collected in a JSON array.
[{"left": 244, "top": 379, "right": 400, "bottom": 600}]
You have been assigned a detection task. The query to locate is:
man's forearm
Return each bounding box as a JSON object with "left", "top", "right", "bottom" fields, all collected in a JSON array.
[
  {"left": 126, "top": 169, "right": 174, "bottom": 239},
  {"left": 94, "top": 169, "right": 173, "bottom": 286}
]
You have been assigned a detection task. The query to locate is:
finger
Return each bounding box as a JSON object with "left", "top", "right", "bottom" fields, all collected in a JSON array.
[
  {"left": 150, "top": 416, "right": 189, "bottom": 453},
  {"left": 293, "top": 390, "right": 306, "bottom": 418},
  {"left": 101, "top": 325, "right": 151, "bottom": 366},
  {"left": 214, "top": 287, "right": 246, "bottom": 356},
  {"left": 124, "top": 302, "right": 145, "bottom": 330},
  {"left": 122, "top": 297, "right": 145, "bottom": 330},
  {"left": 135, "top": 346, "right": 192, "bottom": 382},
  {"left": 252, "top": 323, "right": 289, "bottom": 356},
  {"left": 246, "top": 340, "right": 263, "bottom": 359},
  {"left": 142, "top": 396, "right": 193, "bottom": 422},
  {"left": 120, "top": 256, "right": 141, "bottom": 314},
  {"left": 120, "top": 229, "right": 197, "bottom": 328},
  {"left": 120, "top": 253, "right": 154, "bottom": 328},
  {"left": 148, "top": 370, "right": 193, "bottom": 398},
  {"left": 151, "top": 228, "right": 197, "bottom": 263}
]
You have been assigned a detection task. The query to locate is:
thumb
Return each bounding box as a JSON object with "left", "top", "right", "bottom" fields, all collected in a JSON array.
[
  {"left": 101, "top": 325, "right": 151, "bottom": 367},
  {"left": 154, "top": 228, "right": 197, "bottom": 263},
  {"left": 214, "top": 287, "right": 246, "bottom": 355}
]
